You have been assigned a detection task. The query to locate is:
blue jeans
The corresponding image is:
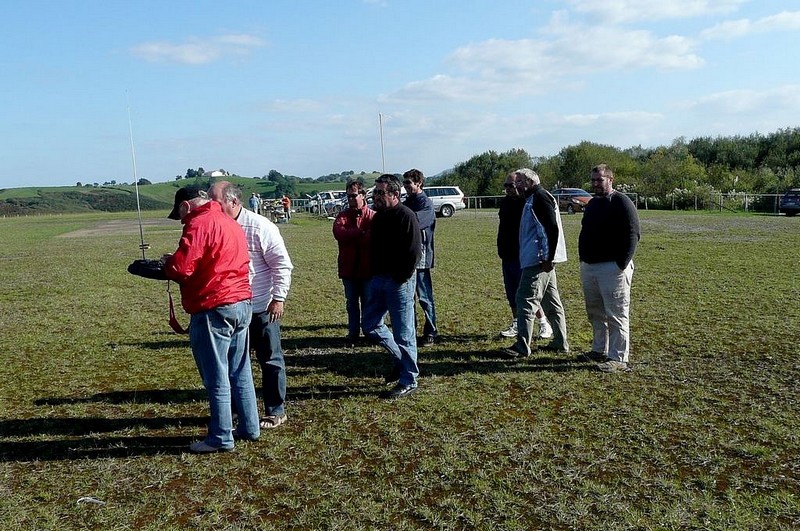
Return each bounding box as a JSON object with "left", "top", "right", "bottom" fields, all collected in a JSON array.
[
  {"left": 189, "top": 300, "right": 259, "bottom": 449},
  {"left": 362, "top": 274, "right": 419, "bottom": 387},
  {"left": 342, "top": 278, "right": 371, "bottom": 338},
  {"left": 501, "top": 258, "right": 522, "bottom": 315},
  {"left": 415, "top": 268, "right": 437, "bottom": 337},
  {"left": 250, "top": 311, "right": 286, "bottom": 417}
]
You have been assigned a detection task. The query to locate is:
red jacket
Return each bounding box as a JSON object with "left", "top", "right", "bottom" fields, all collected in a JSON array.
[
  {"left": 164, "top": 201, "right": 252, "bottom": 314},
  {"left": 332, "top": 205, "right": 374, "bottom": 279}
]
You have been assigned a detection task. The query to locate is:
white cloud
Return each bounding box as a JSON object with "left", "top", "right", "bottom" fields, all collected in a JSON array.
[
  {"left": 384, "top": 23, "right": 702, "bottom": 105},
  {"left": 700, "top": 10, "right": 800, "bottom": 40},
  {"left": 565, "top": 0, "right": 747, "bottom": 24},
  {"left": 685, "top": 85, "right": 800, "bottom": 114},
  {"left": 131, "top": 34, "right": 266, "bottom": 64}
]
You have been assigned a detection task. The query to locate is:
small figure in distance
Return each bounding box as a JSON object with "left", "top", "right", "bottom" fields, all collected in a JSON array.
[{"left": 281, "top": 194, "right": 292, "bottom": 221}]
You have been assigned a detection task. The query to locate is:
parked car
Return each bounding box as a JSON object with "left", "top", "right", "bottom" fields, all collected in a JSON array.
[
  {"left": 779, "top": 188, "right": 800, "bottom": 216},
  {"left": 551, "top": 188, "right": 592, "bottom": 214},
  {"left": 305, "top": 191, "right": 347, "bottom": 214},
  {"left": 423, "top": 186, "right": 466, "bottom": 217}
]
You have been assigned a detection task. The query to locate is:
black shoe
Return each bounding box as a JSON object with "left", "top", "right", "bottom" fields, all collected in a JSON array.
[
  {"left": 383, "top": 365, "right": 401, "bottom": 384},
  {"left": 500, "top": 346, "right": 527, "bottom": 359},
  {"left": 577, "top": 351, "right": 607, "bottom": 363},
  {"left": 421, "top": 335, "right": 436, "bottom": 346},
  {"left": 381, "top": 383, "right": 418, "bottom": 399}
]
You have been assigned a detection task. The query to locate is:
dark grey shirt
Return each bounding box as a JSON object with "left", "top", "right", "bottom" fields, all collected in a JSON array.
[{"left": 578, "top": 191, "right": 640, "bottom": 269}]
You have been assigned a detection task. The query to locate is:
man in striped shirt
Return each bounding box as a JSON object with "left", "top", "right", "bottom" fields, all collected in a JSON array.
[{"left": 210, "top": 181, "right": 294, "bottom": 429}]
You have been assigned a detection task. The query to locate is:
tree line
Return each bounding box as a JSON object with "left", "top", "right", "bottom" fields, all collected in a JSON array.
[{"left": 442, "top": 128, "right": 800, "bottom": 209}]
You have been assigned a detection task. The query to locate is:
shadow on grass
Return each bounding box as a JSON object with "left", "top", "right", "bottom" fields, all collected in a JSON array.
[
  {"left": 283, "top": 333, "right": 496, "bottom": 351},
  {"left": 36, "top": 388, "right": 207, "bottom": 406},
  {"left": 0, "top": 435, "right": 196, "bottom": 461},
  {"left": 288, "top": 344, "right": 592, "bottom": 381},
  {"left": 0, "top": 416, "right": 207, "bottom": 437}
]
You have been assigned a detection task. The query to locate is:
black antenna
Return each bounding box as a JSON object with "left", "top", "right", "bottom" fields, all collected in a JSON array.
[{"left": 127, "top": 91, "right": 149, "bottom": 260}]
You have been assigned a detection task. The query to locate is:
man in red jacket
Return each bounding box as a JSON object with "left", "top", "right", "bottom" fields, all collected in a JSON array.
[
  {"left": 163, "top": 185, "right": 260, "bottom": 453},
  {"left": 332, "top": 181, "right": 375, "bottom": 343}
]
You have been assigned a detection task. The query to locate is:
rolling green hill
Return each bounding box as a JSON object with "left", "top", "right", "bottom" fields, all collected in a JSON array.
[{"left": 0, "top": 173, "right": 385, "bottom": 216}]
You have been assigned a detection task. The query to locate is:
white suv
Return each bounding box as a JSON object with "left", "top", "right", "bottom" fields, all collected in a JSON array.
[{"left": 423, "top": 186, "right": 465, "bottom": 217}]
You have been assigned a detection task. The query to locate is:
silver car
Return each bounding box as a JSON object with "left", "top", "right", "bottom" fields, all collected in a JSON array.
[{"left": 423, "top": 186, "right": 466, "bottom": 217}]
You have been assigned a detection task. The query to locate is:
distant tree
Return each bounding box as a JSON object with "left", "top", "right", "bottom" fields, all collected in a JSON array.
[
  {"left": 267, "top": 170, "right": 283, "bottom": 182},
  {"left": 76, "top": 182, "right": 82, "bottom": 187},
  {"left": 447, "top": 148, "right": 533, "bottom": 196},
  {"left": 137, "top": 178, "right": 152, "bottom": 185}
]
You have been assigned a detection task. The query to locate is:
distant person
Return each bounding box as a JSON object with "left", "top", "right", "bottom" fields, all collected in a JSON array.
[
  {"left": 281, "top": 194, "right": 292, "bottom": 220},
  {"left": 497, "top": 171, "right": 552, "bottom": 339},
  {"left": 361, "top": 174, "right": 422, "bottom": 399},
  {"left": 249, "top": 193, "right": 260, "bottom": 214},
  {"left": 578, "top": 164, "right": 640, "bottom": 373},
  {"left": 332, "top": 181, "right": 375, "bottom": 342},
  {"left": 208, "top": 181, "right": 294, "bottom": 428},
  {"left": 502, "top": 168, "right": 569, "bottom": 358},
  {"left": 402, "top": 168, "right": 438, "bottom": 345},
  {"left": 162, "top": 185, "right": 259, "bottom": 453}
]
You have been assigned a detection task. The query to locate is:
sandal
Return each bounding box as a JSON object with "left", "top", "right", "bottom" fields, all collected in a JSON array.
[{"left": 260, "top": 414, "right": 287, "bottom": 429}]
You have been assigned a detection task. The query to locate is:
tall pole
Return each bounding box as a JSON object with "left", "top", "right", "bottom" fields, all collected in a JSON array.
[
  {"left": 127, "top": 91, "right": 149, "bottom": 259},
  {"left": 379, "top": 113, "right": 386, "bottom": 174}
]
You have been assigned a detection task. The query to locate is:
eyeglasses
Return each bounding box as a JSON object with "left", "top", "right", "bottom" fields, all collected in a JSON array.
[
  {"left": 590, "top": 177, "right": 605, "bottom": 182},
  {"left": 503, "top": 183, "right": 516, "bottom": 188},
  {"left": 373, "top": 189, "right": 387, "bottom": 196},
  {"left": 347, "top": 194, "right": 359, "bottom": 198}
]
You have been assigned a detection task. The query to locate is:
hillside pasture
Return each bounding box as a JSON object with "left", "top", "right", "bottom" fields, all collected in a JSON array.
[{"left": 0, "top": 209, "right": 798, "bottom": 529}]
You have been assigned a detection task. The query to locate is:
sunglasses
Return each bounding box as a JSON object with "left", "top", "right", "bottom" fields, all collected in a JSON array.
[{"left": 373, "top": 189, "right": 387, "bottom": 196}]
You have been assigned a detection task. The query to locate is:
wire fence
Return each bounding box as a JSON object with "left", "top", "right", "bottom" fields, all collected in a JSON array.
[{"left": 464, "top": 193, "right": 786, "bottom": 214}]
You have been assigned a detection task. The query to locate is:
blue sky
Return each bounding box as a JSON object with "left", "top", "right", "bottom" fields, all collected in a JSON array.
[{"left": 2, "top": 0, "right": 799, "bottom": 188}]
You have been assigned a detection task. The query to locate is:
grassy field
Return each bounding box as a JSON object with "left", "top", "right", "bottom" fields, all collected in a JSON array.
[{"left": 0, "top": 208, "right": 798, "bottom": 529}]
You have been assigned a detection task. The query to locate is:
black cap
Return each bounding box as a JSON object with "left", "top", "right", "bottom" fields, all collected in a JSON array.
[{"left": 168, "top": 185, "right": 205, "bottom": 220}]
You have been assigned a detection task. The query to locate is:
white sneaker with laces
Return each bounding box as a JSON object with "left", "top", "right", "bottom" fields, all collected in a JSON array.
[
  {"left": 500, "top": 320, "right": 517, "bottom": 338},
  {"left": 538, "top": 320, "right": 553, "bottom": 339}
]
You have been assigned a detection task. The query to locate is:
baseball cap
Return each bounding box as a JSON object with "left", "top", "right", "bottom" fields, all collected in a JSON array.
[{"left": 168, "top": 185, "right": 206, "bottom": 219}]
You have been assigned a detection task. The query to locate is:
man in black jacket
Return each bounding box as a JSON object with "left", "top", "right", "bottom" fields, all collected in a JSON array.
[
  {"left": 402, "top": 168, "right": 438, "bottom": 345},
  {"left": 578, "top": 164, "right": 640, "bottom": 373},
  {"left": 362, "top": 174, "right": 422, "bottom": 399}
]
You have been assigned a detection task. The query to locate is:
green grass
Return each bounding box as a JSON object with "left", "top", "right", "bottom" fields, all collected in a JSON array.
[{"left": 0, "top": 210, "right": 798, "bottom": 529}]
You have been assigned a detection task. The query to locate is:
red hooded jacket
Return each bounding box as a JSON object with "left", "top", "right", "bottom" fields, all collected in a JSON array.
[
  {"left": 332, "top": 205, "right": 374, "bottom": 280},
  {"left": 164, "top": 201, "right": 251, "bottom": 314}
]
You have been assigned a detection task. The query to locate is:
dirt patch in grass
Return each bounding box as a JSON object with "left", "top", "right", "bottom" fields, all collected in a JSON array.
[{"left": 58, "top": 218, "right": 177, "bottom": 238}]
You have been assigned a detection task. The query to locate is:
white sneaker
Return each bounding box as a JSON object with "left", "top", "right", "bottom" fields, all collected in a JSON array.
[
  {"left": 538, "top": 320, "right": 553, "bottom": 339},
  {"left": 500, "top": 321, "right": 517, "bottom": 338}
]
